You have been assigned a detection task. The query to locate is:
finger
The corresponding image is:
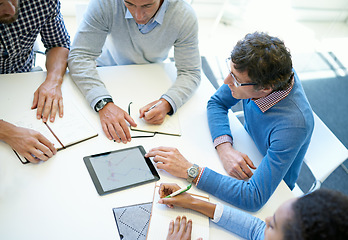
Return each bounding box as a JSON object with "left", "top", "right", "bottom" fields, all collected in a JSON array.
[
  {"left": 107, "top": 123, "right": 120, "bottom": 143},
  {"left": 158, "top": 198, "right": 174, "bottom": 208},
  {"left": 49, "top": 99, "right": 59, "bottom": 122},
  {"left": 167, "top": 220, "right": 174, "bottom": 236},
  {"left": 24, "top": 152, "right": 40, "bottom": 164},
  {"left": 113, "top": 123, "right": 127, "bottom": 143},
  {"left": 31, "top": 148, "right": 49, "bottom": 161},
  {"left": 185, "top": 219, "right": 193, "bottom": 239},
  {"left": 159, "top": 183, "right": 166, "bottom": 197},
  {"left": 36, "top": 95, "right": 46, "bottom": 120},
  {"left": 119, "top": 120, "right": 131, "bottom": 142},
  {"left": 146, "top": 148, "right": 173, "bottom": 158},
  {"left": 101, "top": 122, "right": 113, "bottom": 140},
  {"left": 139, "top": 107, "right": 146, "bottom": 118},
  {"left": 234, "top": 167, "right": 249, "bottom": 180},
  {"left": 155, "top": 162, "right": 166, "bottom": 171},
  {"left": 179, "top": 216, "right": 187, "bottom": 234},
  {"left": 124, "top": 113, "right": 137, "bottom": 127},
  {"left": 144, "top": 109, "right": 156, "bottom": 121},
  {"left": 35, "top": 143, "right": 54, "bottom": 159},
  {"left": 58, "top": 98, "right": 64, "bottom": 118},
  {"left": 31, "top": 90, "right": 39, "bottom": 109},
  {"left": 42, "top": 98, "right": 53, "bottom": 123},
  {"left": 244, "top": 155, "right": 257, "bottom": 169},
  {"left": 152, "top": 155, "right": 169, "bottom": 164},
  {"left": 38, "top": 134, "right": 57, "bottom": 155},
  {"left": 241, "top": 165, "right": 253, "bottom": 179},
  {"left": 173, "top": 216, "right": 181, "bottom": 232}
]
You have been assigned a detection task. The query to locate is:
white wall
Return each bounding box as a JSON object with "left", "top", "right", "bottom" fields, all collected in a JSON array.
[{"left": 60, "top": 0, "right": 348, "bottom": 23}]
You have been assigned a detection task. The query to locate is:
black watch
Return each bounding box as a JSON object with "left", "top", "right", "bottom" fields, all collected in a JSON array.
[
  {"left": 94, "top": 98, "right": 113, "bottom": 112},
  {"left": 186, "top": 164, "right": 199, "bottom": 183}
]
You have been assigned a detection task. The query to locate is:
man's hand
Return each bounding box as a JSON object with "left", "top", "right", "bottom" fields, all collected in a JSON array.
[
  {"left": 139, "top": 99, "right": 172, "bottom": 125},
  {"left": 99, "top": 102, "right": 137, "bottom": 143},
  {"left": 145, "top": 147, "right": 192, "bottom": 179},
  {"left": 0, "top": 121, "right": 56, "bottom": 163},
  {"left": 31, "top": 77, "right": 63, "bottom": 123},
  {"left": 216, "top": 142, "right": 256, "bottom": 180},
  {"left": 158, "top": 183, "right": 195, "bottom": 209},
  {"left": 167, "top": 216, "right": 193, "bottom": 240}
]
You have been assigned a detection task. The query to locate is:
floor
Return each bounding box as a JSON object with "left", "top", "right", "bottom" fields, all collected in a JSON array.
[{"left": 61, "top": 10, "right": 348, "bottom": 195}]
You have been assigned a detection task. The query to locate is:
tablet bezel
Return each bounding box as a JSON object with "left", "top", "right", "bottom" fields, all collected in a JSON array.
[{"left": 83, "top": 145, "right": 160, "bottom": 196}]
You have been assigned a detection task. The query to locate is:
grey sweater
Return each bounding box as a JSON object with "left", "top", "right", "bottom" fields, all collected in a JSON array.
[{"left": 68, "top": 0, "right": 201, "bottom": 112}]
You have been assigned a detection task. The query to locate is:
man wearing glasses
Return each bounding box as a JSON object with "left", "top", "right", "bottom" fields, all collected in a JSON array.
[{"left": 146, "top": 32, "right": 314, "bottom": 211}]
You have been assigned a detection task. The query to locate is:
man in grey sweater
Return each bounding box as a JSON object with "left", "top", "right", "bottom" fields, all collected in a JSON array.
[{"left": 68, "top": 0, "right": 201, "bottom": 144}]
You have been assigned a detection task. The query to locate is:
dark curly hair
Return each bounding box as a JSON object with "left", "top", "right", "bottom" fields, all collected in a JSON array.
[
  {"left": 283, "top": 189, "right": 348, "bottom": 240},
  {"left": 231, "top": 32, "right": 293, "bottom": 91}
]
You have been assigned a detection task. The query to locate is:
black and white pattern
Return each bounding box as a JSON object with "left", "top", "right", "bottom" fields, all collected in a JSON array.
[{"left": 0, "top": 0, "right": 70, "bottom": 74}]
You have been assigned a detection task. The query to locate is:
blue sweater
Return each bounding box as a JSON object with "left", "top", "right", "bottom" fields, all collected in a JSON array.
[{"left": 200, "top": 72, "right": 314, "bottom": 211}]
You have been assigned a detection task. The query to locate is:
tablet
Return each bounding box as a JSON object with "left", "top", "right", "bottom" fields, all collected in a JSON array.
[{"left": 83, "top": 145, "right": 160, "bottom": 196}]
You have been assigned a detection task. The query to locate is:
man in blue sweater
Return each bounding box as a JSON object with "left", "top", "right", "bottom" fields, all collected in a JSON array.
[{"left": 146, "top": 32, "right": 314, "bottom": 211}]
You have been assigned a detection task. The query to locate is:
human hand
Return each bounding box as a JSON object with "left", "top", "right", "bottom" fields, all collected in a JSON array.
[
  {"left": 31, "top": 76, "right": 63, "bottom": 123},
  {"left": 139, "top": 99, "right": 172, "bottom": 124},
  {"left": 158, "top": 183, "right": 195, "bottom": 209},
  {"left": 216, "top": 142, "right": 256, "bottom": 180},
  {"left": 166, "top": 216, "right": 193, "bottom": 240},
  {"left": 2, "top": 124, "right": 56, "bottom": 163},
  {"left": 145, "top": 147, "right": 192, "bottom": 179},
  {"left": 98, "top": 102, "right": 137, "bottom": 143}
]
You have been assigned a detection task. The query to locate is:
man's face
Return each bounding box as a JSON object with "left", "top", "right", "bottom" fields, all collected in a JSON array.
[
  {"left": 124, "top": 0, "right": 162, "bottom": 25},
  {"left": 0, "top": 0, "right": 19, "bottom": 24},
  {"left": 224, "top": 60, "right": 272, "bottom": 100}
]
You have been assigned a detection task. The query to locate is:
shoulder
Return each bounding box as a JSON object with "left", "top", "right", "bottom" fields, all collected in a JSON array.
[{"left": 167, "top": 0, "right": 197, "bottom": 22}]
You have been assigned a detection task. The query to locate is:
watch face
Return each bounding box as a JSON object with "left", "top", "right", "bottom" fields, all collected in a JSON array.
[{"left": 188, "top": 167, "right": 198, "bottom": 177}]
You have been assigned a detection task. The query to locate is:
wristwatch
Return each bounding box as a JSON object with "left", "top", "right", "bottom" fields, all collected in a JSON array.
[
  {"left": 186, "top": 164, "right": 199, "bottom": 183},
  {"left": 94, "top": 98, "right": 113, "bottom": 112}
]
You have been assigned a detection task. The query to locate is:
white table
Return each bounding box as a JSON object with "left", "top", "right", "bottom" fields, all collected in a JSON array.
[{"left": 0, "top": 63, "right": 295, "bottom": 240}]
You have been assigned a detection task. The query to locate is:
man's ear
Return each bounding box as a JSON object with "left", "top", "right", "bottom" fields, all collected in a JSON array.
[{"left": 259, "top": 87, "right": 273, "bottom": 95}]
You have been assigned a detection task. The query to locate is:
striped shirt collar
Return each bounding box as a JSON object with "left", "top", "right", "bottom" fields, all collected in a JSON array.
[{"left": 253, "top": 78, "right": 294, "bottom": 113}]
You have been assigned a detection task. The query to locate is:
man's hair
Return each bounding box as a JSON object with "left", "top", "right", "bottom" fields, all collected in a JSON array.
[
  {"left": 283, "top": 188, "right": 348, "bottom": 240},
  {"left": 231, "top": 32, "right": 293, "bottom": 91}
]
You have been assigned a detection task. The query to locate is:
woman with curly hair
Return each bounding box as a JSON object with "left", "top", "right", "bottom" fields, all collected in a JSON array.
[{"left": 161, "top": 186, "right": 348, "bottom": 240}]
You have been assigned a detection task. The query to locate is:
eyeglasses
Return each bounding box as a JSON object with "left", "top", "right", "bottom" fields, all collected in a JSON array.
[{"left": 225, "top": 58, "right": 257, "bottom": 87}]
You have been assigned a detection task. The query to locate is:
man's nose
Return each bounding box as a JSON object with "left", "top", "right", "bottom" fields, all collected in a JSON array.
[{"left": 134, "top": 8, "right": 145, "bottom": 21}]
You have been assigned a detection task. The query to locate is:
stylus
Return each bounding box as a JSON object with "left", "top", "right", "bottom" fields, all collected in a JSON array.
[{"left": 164, "top": 184, "right": 192, "bottom": 198}]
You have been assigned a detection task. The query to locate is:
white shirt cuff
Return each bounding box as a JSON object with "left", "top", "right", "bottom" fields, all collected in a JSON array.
[{"left": 212, "top": 202, "right": 224, "bottom": 223}]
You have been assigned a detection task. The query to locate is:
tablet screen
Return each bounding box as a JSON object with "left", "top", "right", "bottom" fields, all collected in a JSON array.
[{"left": 84, "top": 146, "right": 160, "bottom": 195}]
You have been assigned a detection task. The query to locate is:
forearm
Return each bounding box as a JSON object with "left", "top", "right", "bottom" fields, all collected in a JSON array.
[
  {"left": 197, "top": 168, "right": 266, "bottom": 212},
  {"left": 45, "top": 47, "right": 69, "bottom": 85},
  {"left": 207, "top": 85, "right": 238, "bottom": 141},
  {"left": 189, "top": 197, "right": 216, "bottom": 219},
  {"left": 0, "top": 120, "right": 14, "bottom": 143},
  {"left": 164, "top": 62, "right": 201, "bottom": 112}
]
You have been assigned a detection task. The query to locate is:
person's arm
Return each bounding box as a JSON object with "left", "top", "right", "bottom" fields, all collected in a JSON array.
[
  {"left": 32, "top": 47, "right": 69, "bottom": 123},
  {"left": 215, "top": 203, "right": 266, "bottom": 240},
  {"left": 158, "top": 183, "right": 216, "bottom": 219},
  {"left": 68, "top": 0, "right": 136, "bottom": 143},
  {"left": 161, "top": 4, "right": 201, "bottom": 116},
  {"left": 31, "top": 1, "right": 70, "bottom": 123},
  {"left": 146, "top": 138, "right": 303, "bottom": 212},
  {"left": 207, "top": 84, "right": 256, "bottom": 179},
  {"left": 0, "top": 120, "right": 56, "bottom": 163},
  {"left": 159, "top": 183, "right": 265, "bottom": 240}
]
